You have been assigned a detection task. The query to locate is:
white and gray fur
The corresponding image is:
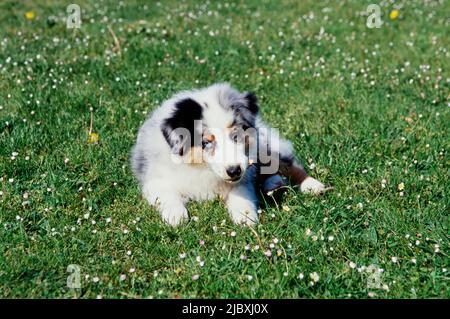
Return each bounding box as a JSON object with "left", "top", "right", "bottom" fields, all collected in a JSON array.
[{"left": 131, "top": 83, "right": 326, "bottom": 226}]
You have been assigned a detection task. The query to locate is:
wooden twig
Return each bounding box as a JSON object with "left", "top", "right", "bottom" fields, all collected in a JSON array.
[{"left": 108, "top": 25, "right": 121, "bottom": 54}]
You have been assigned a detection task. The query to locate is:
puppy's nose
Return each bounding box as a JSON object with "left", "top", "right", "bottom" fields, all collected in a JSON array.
[{"left": 226, "top": 165, "right": 242, "bottom": 179}]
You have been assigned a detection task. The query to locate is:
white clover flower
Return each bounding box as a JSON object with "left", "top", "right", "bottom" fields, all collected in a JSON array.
[{"left": 310, "top": 272, "right": 320, "bottom": 282}]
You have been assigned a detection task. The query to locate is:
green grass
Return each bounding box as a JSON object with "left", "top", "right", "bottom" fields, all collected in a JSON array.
[{"left": 0, "top": 0, "right": 448, "bottom": 298}]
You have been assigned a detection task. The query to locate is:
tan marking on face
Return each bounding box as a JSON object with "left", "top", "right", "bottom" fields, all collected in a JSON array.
[
  {"left": 227, "top": 121, "right": 236, "bottom": 129},
  {"left": 204, "top": 134, "right": 215, "bottom": 142}
]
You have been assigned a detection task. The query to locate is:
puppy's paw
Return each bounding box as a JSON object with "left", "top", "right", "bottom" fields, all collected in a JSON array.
[
  {"left": 230, "top": 210, "right": 258, "bottom": 226},
  {"left": 228, "top": 201, "right": 258, "bottom": 227},
  {"left": 160, "top": 203, "right": 188, "bottom": 227},
  {"left": 300, "top": 177, "right": 331, "bottom": 194}
]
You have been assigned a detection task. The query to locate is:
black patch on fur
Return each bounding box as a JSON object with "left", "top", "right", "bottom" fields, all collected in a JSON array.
[
  {"left": 131, "top": 147, "right": 148, "bottom": 185},
  {"left": 161, "top": 98, "right": 203, "bottom": 155},
  {"left": 133, "top": 149, "right": 147, "bottom": 176},
  {"left": 244, "top": 92, "right": 259, "bottom": 115},
  {"left": 280, "top": 154, "right": 294, "bottom": 166},
  {"left": 240, "top": 118, "right": 254, "bottom": 130}
]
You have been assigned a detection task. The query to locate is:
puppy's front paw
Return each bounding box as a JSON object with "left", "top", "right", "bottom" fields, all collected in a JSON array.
[
  {"left": 230, "top": 210, "right": 258, "bottom": 226},
  {"left": 300, "top": 177, "right": 330, "bottom": 194},
  {"left": 228, "top": 201, "right": 258, "bottom": 227},
  {"left": 160, "top": 203, "right": 188, "bottom": 227}
]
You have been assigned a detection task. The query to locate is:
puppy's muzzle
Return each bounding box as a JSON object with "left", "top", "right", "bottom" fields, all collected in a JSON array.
[{"left": 226, "top": 165, "right": 242, "bottom": 181}]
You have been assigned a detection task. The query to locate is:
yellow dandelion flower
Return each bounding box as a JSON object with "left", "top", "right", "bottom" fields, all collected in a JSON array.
[
  {"left": 398, "top": 182, "right": 405, "bottom": 191},
  {"left": 389, "top": 10, "right": 399, "bottom": 20},
  {"left": 25, "top": 11, "right": 35, "bottom": 20},
  {"left": 87, "top": 132, "right": 99, "bottom": 144}
]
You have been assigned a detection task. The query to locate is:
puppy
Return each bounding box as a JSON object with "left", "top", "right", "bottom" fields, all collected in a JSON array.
[{"left": 131, "top": 83, "right": 327, "bottom": 226}]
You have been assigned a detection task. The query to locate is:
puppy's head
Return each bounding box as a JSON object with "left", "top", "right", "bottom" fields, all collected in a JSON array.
[{"left": 161, "top": 83, "right": 259, "bottom": 182}]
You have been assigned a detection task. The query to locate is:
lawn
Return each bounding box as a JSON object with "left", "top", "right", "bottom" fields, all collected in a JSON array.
[{"left": 0, "top": 0, "right": 448, "bottom": 298}]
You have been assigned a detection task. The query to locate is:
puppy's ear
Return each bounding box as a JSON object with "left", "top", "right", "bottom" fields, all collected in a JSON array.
[
  {"left": 244, "top": 92, "right": 259, "bottom": 115},
  {"left": 161, "top": 98, "right": 203, "bottom": 156}
]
